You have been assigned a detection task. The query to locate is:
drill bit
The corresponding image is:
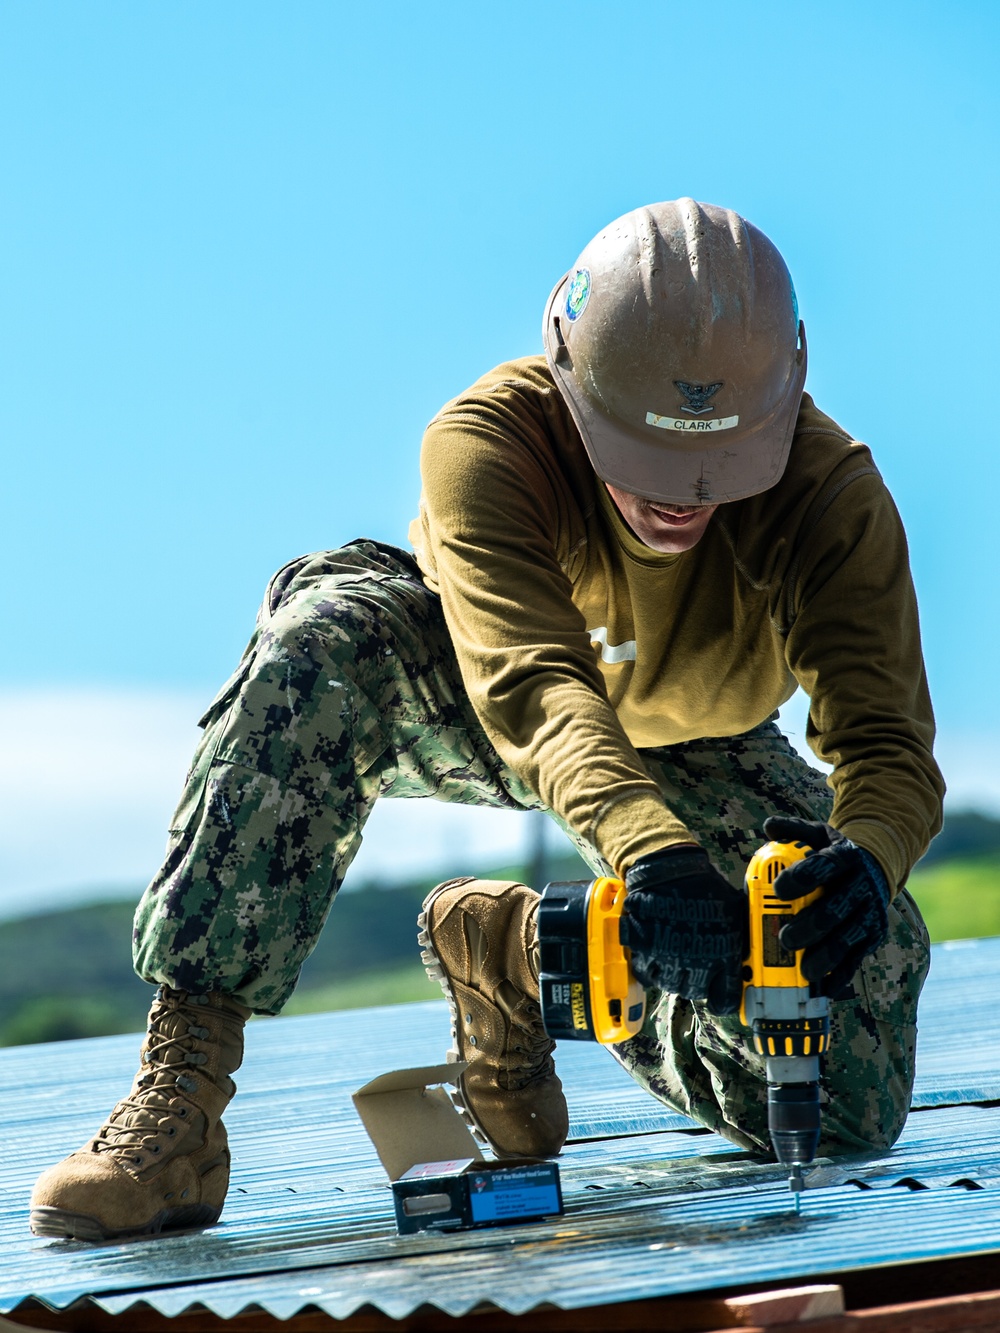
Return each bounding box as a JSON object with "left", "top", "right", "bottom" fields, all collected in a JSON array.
[{"left": 789, "top": 1163, "right": 805, "bottom": 1214}]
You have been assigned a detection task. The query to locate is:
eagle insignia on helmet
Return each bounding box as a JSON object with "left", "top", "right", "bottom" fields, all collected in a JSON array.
[{"left": 674, "top": 381, "right": 724, "bottom": 415}]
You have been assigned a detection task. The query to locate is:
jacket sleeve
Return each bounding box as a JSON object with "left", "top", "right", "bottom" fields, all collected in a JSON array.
[
  {"left": 418, "top": 397, "right": 693, "bottom": 874},
  {"left": 782, "top": 463, "right": 945, "bottom": 890}
]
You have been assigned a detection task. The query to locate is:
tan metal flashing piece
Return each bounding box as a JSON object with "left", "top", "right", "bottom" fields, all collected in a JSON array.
[{"left": 352, "top": 1061, "right": 482, "bottom": 1182}]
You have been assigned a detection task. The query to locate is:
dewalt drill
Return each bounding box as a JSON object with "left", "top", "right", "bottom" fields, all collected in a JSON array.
[
  {"left": 537, "top": 841, "right": 828, "bottom": 1206},
  {"left": 740, "top": 839, "right": 829, "bottom": 1207}
]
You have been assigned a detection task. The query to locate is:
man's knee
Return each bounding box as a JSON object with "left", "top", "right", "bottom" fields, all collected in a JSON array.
[
  {"left": 260, "top": 591, "right": 366, "bottom": 674},
  {"left": 819, "top": 1017, "right": 917, "bottom": 1154},
  {"left": 818, "top": 969, "right": 924, "bottom": 1154},
  {"left": 812, "top": 888, "right": 930, "bottom": 1154}
]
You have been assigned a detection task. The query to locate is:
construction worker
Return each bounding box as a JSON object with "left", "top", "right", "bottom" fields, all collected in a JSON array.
[{"left": 31, "top": 200, "right": 943, "bottom": 1242}]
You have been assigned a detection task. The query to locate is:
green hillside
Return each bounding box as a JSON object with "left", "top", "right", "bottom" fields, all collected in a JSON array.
[
  {"left": 906, "top": 855, "right": 1000, "bottom": 942},
  {"left": 3, "top": 812, "right": 999, "bottom": 1047},
  {"left": 0, "top": 849, "right": 591, "bottom": 1046}
]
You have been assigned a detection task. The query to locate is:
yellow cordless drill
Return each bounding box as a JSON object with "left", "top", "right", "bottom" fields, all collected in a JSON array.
[
  {"left": 537, "top": 841, "right": 828, "bottom": 1207},
  {"left": 741, "top": 840, "right": 829, "bottom": 1208}
]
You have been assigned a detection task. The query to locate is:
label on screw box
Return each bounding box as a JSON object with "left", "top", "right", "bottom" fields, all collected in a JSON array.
[{"left": 466, "top": 1164, "right": 562, "bottom": 1223}]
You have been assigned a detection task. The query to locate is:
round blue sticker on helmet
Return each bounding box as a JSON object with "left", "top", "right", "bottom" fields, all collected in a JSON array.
[{"left": 565, "top": 268, "right": 591, "bottom": 322}]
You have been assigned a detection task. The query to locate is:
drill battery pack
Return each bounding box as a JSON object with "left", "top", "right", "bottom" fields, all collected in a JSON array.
[{"left": 537, "top": 878, "right": 646, "bottom": 1044}]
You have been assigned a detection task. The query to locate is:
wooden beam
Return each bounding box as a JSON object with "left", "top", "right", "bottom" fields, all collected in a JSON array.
[
  {"left": 736, "top": 1286, "right": 1000, "bottom": 1333},
  {"left": 722, "top": 1286, "right": 845, "bottom": 1325}
]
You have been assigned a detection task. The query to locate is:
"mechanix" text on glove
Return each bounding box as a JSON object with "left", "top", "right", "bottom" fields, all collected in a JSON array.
[{"left": 620, "top": 846, "right": 748, "bottom": 1015}]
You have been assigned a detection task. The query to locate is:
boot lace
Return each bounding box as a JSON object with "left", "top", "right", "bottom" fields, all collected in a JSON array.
[
  {"left": 94, "top": 987, "right": 211, "bottom": 1167},
  {"left": 504, "top": 1001, "right": 555, "bottom": 1091}
]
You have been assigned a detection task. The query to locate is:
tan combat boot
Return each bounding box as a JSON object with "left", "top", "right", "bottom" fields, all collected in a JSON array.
[
  {"left": 30, "top": 985, "right": 250, "bottom": 1241},
  {"left": 419, "top": 877, "right": 568, "bottom": 1158}
]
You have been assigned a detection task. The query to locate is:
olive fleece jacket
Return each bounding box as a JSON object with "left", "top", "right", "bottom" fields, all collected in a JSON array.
[{"left": 409, "top": 356, "right": 944, "bottom": 889}]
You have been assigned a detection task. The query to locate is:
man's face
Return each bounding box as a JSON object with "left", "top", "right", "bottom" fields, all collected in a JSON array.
[{"left": 604, "top": 483, "right": 719, "bottom": 554}]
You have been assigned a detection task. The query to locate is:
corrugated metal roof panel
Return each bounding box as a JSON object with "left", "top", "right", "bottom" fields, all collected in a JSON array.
[
  {"left": 8, "top": 1105, "right": 1000, "bottom": 1320},
  {"left": 90, "top": 1186, "right": 1000, "bottom": 1323},
  {"left": 2, "top": 936, "right": 999, "bottom": 1322},
  {"left": 904, "top": 938, "right": 1000, "bottom": 1104}
]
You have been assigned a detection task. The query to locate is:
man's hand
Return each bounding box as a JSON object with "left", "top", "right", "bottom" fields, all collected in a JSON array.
[
  {"left": 619, "top": 846, "right": 748, "bottom": 1015},
  {"left": 763, "top": 815, "right": 890, "bottom": 998}
]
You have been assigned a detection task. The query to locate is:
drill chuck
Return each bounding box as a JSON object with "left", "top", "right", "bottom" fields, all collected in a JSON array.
[{"left": 766, "top": 1078, "right": 822, "bottom": 1169}]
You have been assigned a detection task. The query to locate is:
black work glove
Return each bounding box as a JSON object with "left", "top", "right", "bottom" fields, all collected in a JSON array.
[
  {"left": 619, "top": 846, "right": 748, "bottom": 1016},
  {"left": 763, "top": 815, "right": 891, "bottom": 999}
]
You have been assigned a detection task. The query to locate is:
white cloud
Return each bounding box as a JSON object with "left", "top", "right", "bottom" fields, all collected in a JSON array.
[
  {"left": 0, "top": 687, "right": 991, "bottom": 920},
  {"left": 0, "top": 687, "right": 548, "bottom": 920},
  {"left": 0, "top": 689, "right": 205, "bottom": 917}
]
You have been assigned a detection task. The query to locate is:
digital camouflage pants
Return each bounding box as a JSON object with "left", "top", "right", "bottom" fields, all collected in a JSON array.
[{"left": 134, "top": 540, "right": 930, "bottom": 1158}]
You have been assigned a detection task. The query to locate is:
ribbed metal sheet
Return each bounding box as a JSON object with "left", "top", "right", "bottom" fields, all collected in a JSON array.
[
  {"left": 2, "top": 936, "right": 999, "bottom": 1322},
  {"left": 906, "top": 937, "right": 1000, "bottom": 1105},
  {"left": 91, "top": 1185, "right": 1000, "bottom": 1322}
]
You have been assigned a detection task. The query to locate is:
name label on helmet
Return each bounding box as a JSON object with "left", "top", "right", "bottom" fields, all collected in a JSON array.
[{"left": 646, "top": 412, "right": 740, "bottom": 433}]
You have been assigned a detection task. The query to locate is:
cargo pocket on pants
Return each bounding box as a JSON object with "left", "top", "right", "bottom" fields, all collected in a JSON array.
[{"left": 168, "top": 654, "right": 255, "bottom": 836}]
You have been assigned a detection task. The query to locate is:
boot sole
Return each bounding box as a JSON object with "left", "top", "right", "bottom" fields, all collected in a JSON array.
[
  {"left": 417, "top": 882, "right": 506, "bottom": 1156},
  {"left": 29, "top": 1203, "right": 221, "bottom": 1243}
]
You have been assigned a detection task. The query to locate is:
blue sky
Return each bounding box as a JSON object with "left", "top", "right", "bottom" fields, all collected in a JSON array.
[{"left": 1, "top": 2, "right": 998, "bottom": 909}]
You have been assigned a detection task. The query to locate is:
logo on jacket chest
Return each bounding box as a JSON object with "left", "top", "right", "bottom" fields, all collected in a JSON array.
[{"left": 589, "top": 626, "right": 637, "bottom": 664}]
